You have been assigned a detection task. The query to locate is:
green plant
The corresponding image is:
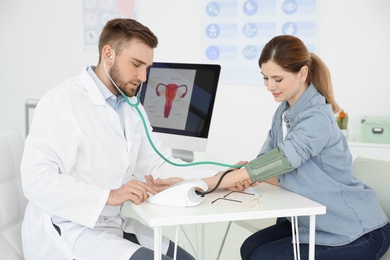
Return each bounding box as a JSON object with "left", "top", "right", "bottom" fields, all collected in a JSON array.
[{"left": 336, "top": 110, "right": 348, "bottom": 129}]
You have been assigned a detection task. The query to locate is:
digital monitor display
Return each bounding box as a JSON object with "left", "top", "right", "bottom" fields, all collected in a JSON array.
[{"left": 139, "top": 62, "right": 221, "bottom": 154}]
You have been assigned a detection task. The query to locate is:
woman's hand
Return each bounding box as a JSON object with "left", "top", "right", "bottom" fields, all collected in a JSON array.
[
  {"left": 227, "top": 179, "right": 250, "bottom": 191},
  {"left": 144, "top": 175, "right": 184, "bottom": 192}
]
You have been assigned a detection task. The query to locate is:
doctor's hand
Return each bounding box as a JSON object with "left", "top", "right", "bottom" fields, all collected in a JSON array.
[{"left": 107, "top": 180, "right": 156, "bottom": 206}]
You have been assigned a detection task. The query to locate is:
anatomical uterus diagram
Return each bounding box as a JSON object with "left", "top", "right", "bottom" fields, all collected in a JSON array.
[{"left": 156, "top": 83, "right": 188, "bottom": 118}]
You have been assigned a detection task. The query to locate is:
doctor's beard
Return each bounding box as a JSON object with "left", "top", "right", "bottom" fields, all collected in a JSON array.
[{"left": 109, "top": 62, "right": 137, "bottom": 97}]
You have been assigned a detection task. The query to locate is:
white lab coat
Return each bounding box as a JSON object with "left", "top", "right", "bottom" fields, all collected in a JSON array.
[{"left": 21, "top": 67, "right": 219, "bottom": 260}]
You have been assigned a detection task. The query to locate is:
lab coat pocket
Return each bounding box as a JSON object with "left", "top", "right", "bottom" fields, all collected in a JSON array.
[
  {"left": 126, "top": 132, "right": 142, "bottom": 151},
  {"left": 42, "top": 213, "right": 74, "bottom": 259},
  {"left": 125, "top": 133, "right": 143, "bottom": 172}
]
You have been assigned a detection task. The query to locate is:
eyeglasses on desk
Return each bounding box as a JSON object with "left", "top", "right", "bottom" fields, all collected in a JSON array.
[{"left": 211, "top": 191, "right": 262, "bottom": 208}]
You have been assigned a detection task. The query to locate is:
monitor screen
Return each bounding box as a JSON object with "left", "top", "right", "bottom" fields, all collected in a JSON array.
[{"left": 139, "top": 62, "right": 221, "bottom": 161}]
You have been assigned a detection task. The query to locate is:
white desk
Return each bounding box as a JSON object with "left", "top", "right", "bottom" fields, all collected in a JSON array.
[
  {"left": 347, "top": 140, "right": 390, "bottom": 161},
  {"left": 126, "top": 182, "right": 326, "bottom": 260}
]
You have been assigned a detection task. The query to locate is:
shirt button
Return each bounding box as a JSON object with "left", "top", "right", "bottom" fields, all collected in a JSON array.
[
  {"left": 286, "top": 124, "right": 290, "bottom": 128},
  {"left": 290, "top": 118, "right": 294, "bottom": 122}
]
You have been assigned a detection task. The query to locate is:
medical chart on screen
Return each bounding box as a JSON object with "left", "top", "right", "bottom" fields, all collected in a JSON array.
[
  {"left": 142, "top": 68, "right": 196, "bottom": 130},
  {"left": 202, "top": 0, "right": 317, "bottom": 83},
  {"left": 83, "top": 0, "right": 139, "bottom": 50}
]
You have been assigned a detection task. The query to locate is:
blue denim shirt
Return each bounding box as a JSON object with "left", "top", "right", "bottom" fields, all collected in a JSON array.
[{"left": 259, "top": 84, "right": 388, "bottom": 246}]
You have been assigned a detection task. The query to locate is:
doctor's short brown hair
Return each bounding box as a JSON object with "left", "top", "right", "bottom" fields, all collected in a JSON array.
[{"left": 98, "top": 18, "right": 158, "bottom": 62}]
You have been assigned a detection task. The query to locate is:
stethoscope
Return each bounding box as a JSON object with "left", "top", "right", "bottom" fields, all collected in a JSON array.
[
  {"left": 104, "top": 57, "right": 142, "bottom": 107},
  {"left": 103, "top": 58, "right": 244, "bottom": 169}
]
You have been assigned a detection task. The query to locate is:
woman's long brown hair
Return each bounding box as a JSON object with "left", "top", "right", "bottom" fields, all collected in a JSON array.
[{"left": 259, "top": 35, "right": 340, "bottom": 113}]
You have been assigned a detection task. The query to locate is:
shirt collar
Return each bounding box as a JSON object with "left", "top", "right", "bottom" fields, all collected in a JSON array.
[
  {"left": 86, "top": 66, "right": 125, "bottom": 110},
  {"left": 282, "top": 84, "right": 320, "bottom": 120}
]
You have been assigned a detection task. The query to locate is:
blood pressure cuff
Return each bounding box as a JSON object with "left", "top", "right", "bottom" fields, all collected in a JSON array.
[{"left": 245, "top": 148, "right": 293, "bottom": 182}]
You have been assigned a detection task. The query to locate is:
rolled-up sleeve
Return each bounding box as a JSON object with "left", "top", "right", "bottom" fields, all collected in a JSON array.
[{"left": 279, "top": 109, "right": 332, "bottom": 169}]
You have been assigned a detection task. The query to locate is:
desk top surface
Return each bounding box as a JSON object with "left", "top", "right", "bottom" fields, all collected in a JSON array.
[{"left": 126, "top": 183, "right": 326, "bottom": 227}]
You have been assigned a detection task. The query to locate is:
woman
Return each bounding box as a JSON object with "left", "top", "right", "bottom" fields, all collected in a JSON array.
[
  {"left": 154, "top": 35, "right": 390, "bottom": 259},
  {"left": 237, "top": 35, "right": 390, "bottom": 260}
]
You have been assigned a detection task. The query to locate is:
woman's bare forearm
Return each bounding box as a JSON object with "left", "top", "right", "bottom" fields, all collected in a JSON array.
[
  {"left": 202, "top": 169, "right": 281, "bottom": 190},
  {"left": 263, "top": 176, "right": 280, "bottom": 186},
  {"left": 202, "top": 168, "right": 250, "bottom": 190}
]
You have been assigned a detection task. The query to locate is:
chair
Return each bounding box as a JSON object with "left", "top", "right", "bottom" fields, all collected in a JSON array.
[
  {"left": 353, "top": 157, "right": 390, "bottom": 259},
  {"left": 0, "top": 129, "right": 27, "bottom": 259}
]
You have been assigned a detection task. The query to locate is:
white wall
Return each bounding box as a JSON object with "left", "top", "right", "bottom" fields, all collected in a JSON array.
[{"left": 1, "top": 0, "right": 389, "bottom": 163}]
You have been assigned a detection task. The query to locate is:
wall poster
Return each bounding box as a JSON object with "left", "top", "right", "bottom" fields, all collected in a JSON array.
[
  {"left": 83, "top": 0, "right": 139, "bottom": 51},
  {"left": 202, "top": 0, "right": 317, "bottom": 83}
]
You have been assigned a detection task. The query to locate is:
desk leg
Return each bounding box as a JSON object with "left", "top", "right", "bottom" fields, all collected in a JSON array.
[
  {"left": 154, "top": 226, "right": 162, "bottom": 260},
  {"left": 291, "top": 216, "right": 300, "bottom": 260},
  {"left": 309, "top": 215, "right": 316, "bottom": 260},
  {"left": 196, "top": 224, "right": 205, "bottom": 260}
]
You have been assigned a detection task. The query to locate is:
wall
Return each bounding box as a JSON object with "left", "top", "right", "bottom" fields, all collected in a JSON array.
[{"left": 1, "top": 0, "right": 389, "bottom": 163}]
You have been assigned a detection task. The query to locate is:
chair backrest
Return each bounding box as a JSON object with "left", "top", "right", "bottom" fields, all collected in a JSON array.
[
  {"left": 0, "top": 129, "right": 27, "bottom": 259},
  {"left": 353, "top": 157, "right": 390, "bottom": 218}
]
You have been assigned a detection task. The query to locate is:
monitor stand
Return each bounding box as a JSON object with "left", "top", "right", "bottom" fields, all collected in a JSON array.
[{"left": 172, "top": 149, "right": 194, "bottom": 162}]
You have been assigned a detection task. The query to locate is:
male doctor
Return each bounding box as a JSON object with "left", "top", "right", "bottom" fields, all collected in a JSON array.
[{"left": 21, "top": 18, "right": 248, "bottom": 260}]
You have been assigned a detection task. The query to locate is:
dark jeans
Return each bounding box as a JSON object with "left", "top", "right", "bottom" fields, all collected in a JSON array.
[
  {"left": 124, "top": 232, "right": 195, "bottom": 260},
  {"left": 240, "top": 218, "right": 390, "bottom": 260}
]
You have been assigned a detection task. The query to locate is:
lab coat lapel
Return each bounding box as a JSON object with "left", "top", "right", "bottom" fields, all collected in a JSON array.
[
  {"left": 79, "top": 68, "right": 127, "bottom": 139},
  {"left": 122, "top": 102, "right": 139, "bottom": 152}
]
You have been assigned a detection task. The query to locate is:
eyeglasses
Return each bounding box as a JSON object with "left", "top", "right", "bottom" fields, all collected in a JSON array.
[{"left": 211, "top": 191, "right": 262, "bottom": 208}]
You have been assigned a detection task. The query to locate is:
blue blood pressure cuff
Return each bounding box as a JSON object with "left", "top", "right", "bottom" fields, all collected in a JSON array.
[{"left": 245, "top": 148, "right": 293, "bottom": 182}]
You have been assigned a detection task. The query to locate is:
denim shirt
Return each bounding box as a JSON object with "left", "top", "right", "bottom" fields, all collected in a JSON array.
[{"left": 259, "top": 84, "right": 388, "bottom": 246}]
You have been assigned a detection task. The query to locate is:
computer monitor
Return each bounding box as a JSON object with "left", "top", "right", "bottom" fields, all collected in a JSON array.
[{"left": 139, "top": 62, "right": 221, "bottom": 162}]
